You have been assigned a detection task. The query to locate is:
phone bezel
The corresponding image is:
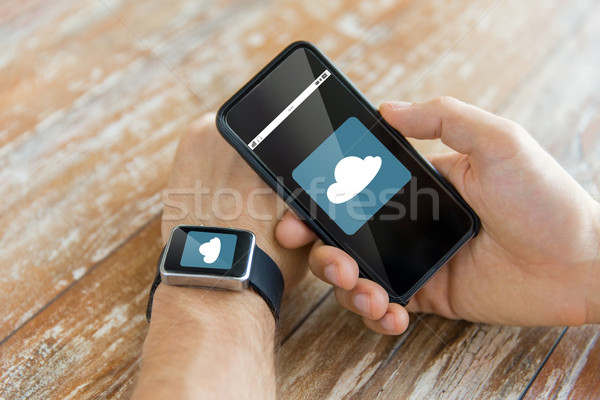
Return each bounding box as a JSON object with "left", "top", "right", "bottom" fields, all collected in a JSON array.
[{"left": 216, "top": 41, "right": 479, "bottom": 304}]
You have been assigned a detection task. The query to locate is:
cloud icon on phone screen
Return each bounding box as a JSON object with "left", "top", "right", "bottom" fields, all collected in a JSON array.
[
  {"left": 327, "top": 155, "right": 382, "bottom": 204},
  {"left": 293, "top": 117, "right": 411, "bottom": 235}
]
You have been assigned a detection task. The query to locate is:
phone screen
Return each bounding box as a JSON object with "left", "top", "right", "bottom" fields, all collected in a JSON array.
[{"left": 220, "top": 44, "right": 477, "bottom": 300}]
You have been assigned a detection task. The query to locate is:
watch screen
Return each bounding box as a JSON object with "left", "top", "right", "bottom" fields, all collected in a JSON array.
[
  {"left": 164, "top": 226, "right": 254, "bottom": 278},
  {"left": 221, "top": 44, "right": 477, "bottom": 299},
  {"left": 180, "top": 231, "right": 238, "bottom": 269}
]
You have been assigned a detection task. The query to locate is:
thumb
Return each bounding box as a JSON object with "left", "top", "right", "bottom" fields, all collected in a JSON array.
[
  {"left": 379, "top": 97, "right": 528, "bottom": 165},
  {"left": 275, "top": 210, "right": 317, "bottom": 249}
]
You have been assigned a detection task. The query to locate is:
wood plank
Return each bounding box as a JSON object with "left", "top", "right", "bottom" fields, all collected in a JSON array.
[
  {"left": 1, "top": 0, "right": 412, "bottom": 340},
  {"left": 2, "top": 0, "right": 599, "bottom": 398},
  {"left": 498, "top": 14, "right": 600, "bottom": 389},
  {"left": 277, "top": 0, "right": 600, "bottom": 397},
  {"left": 277, "top": 293, "right": 564, "bottom": 399},
  {"left": 279, "top": 275, "right": 331, "bottom": 341},
  {"left": 0, "top": 217, "right": 161, "bottom": 399},
  {"left": 0, "top": 218, "right": 324, "bottom": 399},
  {"left": 0, "top": 0, "right": 45, "bottom": 24},
  {"left": 499, "top": 1, "right": 600, "bottom": 198},
  {"left": 0, "top": 0, "right": 245, "bottom": 340},
  {"left": 0, "top": 0, "right": 426, "bottom": 376},
  {"left": 277, "top": 294, "right": 416, "bottom": 399},
  {"left": 353, "top": 0, "right": 597, "bottom": 154},
  {"left": 2, "top": 0, "right": 491, "bottom": 344},
  {"left": 0, "top": 0, "right": 238, "bottom": 148},
  {"left": 337, "top": 0, "right": 594, "bottom": 105},
  {"left": 352, "top": 325, "right": 566, "bottom": 399},
  {"left": 0, "top": 70, "right": 190, "bottom": 339},
  {"left": 522, "top": 326, "right": 600, "bottom": 399}
]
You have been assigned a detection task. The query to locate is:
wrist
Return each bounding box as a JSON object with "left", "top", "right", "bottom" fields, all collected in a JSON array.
[
  {"left": 134, "top": 285, "right": 276, "bottom": 399},
  {"left": 149, "top": 284, "right": 275, "bottom": 333}
]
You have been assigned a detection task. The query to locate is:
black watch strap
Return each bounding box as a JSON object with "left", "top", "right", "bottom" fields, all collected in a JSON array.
[
  {"left": 146, "top": 245, "right": 284, "bottom": 323},
  {"left": 146, "top": 247, "right": 164, "bottom": 322},
  {"left": 248, "top": 246, "right": 284, "bottom": 321}
]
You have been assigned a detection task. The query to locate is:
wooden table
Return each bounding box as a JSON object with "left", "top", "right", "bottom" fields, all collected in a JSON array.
[{"left": 2, "top": 0, "right": 599, "bottom": 398}]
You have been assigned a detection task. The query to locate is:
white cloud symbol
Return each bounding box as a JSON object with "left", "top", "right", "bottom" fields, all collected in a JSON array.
[
  {"left": 327, "top": 155, "right": 382, "bottom": 204},
  {"left": 199, "top": 237, "right": 221, "bottom": 264}
]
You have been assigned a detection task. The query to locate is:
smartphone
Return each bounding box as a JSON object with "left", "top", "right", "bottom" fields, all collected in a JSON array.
[{"left": 216, "top": 41, "right": 479, "bottom": 304}]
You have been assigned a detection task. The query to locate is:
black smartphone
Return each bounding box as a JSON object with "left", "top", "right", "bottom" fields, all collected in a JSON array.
[{"left": 216, "top": 41, "right": 479, "bottom": 304}]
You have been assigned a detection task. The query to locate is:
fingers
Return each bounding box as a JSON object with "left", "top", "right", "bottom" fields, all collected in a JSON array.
[
  {"left": 309, "top": 243, "right": 359, "bottom": 291},
  {"left": 334, "top": 279, "right": 389, "bottom": 320},
  {"left": 334, "top": 279, "right": 410, "bottom": 334},
  {"left": 310, "top": 246, "right": 410, "bottom": 335},
  {"left": 379, "top": 97, "right": 529, "bottom": 165},
  {"left": 275, "top": 210, "right": 317, "bottom": 249},
  {"left": 362, "top": 303, "right": 410, "bottom": 335}
]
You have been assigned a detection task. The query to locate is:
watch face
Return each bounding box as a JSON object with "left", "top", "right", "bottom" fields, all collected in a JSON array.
[{"left": 162, "top": 226, "right": 255, "bottom": 279}]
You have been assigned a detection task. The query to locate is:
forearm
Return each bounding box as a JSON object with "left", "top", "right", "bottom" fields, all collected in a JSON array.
[{"left": 132, "top": 285, "right": 276, "bottom": 400}]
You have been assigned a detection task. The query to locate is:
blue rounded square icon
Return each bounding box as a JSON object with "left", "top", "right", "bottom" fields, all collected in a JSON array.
[
  {"left": 180, "top": 231, "right": 238, "bottom": 269},
  {"left": 292, "top": 117, "right": 412, "bottom": 235}
]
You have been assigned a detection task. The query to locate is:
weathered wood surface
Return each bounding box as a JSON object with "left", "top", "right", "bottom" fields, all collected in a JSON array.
[
  {"left": 1, "top": 0, "right": 599, "bottom": 398},
  {"left": 523, "top": 326, "right": 600, "bottom": 399}
]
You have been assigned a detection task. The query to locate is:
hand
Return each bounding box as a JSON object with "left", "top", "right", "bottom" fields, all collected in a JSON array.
[
  {"left": 135, "top": 116, "right": 301, "bottom": 400},
  {"left": 161, "top": 114, "right": 308, "bottom": 289},
  {"left": 276, "top": 97, "right": 600, "bottom": 334}
]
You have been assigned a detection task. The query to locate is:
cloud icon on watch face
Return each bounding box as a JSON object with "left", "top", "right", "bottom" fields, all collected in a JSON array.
[
  {"left": 327, "top": 155, "right": 382, "bottom": 204},
  {"left": 198, "top": 237, "right": 221, "bottom": 264},
  {"left": 180, "top": 231, "right": 237, "bottom": 269}
]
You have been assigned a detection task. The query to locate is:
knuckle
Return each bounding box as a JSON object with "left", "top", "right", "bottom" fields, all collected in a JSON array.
[
  {"left": 431, "top": 95, "right": 460, "bottom": 110},
  {"left": 492, "top": 117, "right": 532, "bottom": 155}
]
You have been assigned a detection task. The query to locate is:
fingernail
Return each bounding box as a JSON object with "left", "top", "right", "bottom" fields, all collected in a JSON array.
[
  {"left": 323, "top": 264, "right": 339, "bottom": 286},
  {"left": 380, "top": 101, "right": 412, "bottom": 113},
  {"left": 380, "top": 313, "right": 396, "bottom": 332},
  {"left": 353, "top": 293, "right": 370, "bottom": 315}
]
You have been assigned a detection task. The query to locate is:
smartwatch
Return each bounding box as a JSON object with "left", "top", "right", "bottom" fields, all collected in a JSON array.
[{"left": 146, "top": 225, "right": 284, "bottom": 322}]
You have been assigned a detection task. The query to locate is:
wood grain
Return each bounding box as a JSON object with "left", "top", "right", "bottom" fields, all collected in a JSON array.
[
  {"left": 522, "top": 326, "right": 600, "bottom": 399},
  {"left": 0, "top": 217, "right": 161, "bottom": 399},
  {"left": 1, "top": 0, "right": 600, "bottom": 398},
  {"left": 277, "top": 294, "right": 564, "bottom": 399},
  {"left": 499, "top": 1, "right": 600, "bottom": 199},
  {"left": 0, "top": 219, "right": 325, "bottom": 399},
  {"left": 278, "top": 0, "right": 600, "bottom": 397},
  {"left": 0, "top": 0, "right": 406, "bottom": 340},
  {"left": 0, "top": 0, "right": 438, "bottom": 343}
]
